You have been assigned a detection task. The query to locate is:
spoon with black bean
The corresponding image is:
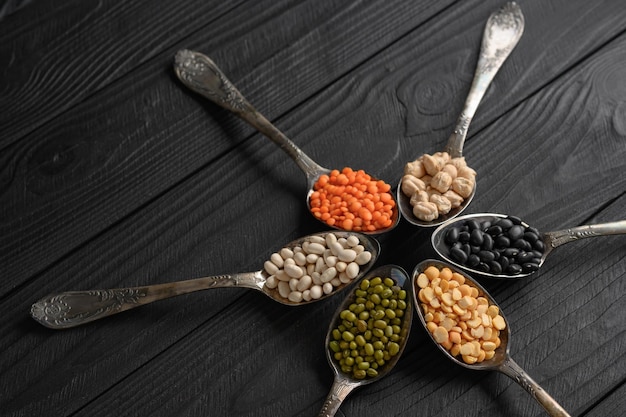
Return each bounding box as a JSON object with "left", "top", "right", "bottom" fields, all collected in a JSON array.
[
  {"left": 30, "top": 231, "right": 380, "bottom": 329},
  {"left": 431, "top": 213, "right": 626, "bottom": 278}
]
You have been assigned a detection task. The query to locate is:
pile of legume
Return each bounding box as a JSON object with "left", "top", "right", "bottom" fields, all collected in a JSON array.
[
  {"left": 442, "top": 215, "right": 545, "bottom": 275},
  {"left": 401, "top": 152, "right": 476, "bottom": 221},
  {"left": 309, "top": 167, "right": 396, "bottom": 232},
  {"left": 264, "top": 233, "right": 373, "bottom": 303},
  {"left": 416, "top": 264, "right": 506, "bottom": 365},
  {"left": 328, "top": 276, "right": 409, "bottom": 379}
]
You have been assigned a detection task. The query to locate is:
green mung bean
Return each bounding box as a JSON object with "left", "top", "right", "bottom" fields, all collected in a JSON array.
[{"left": 328, "top": 275, "right": 409, "bottom": 380}]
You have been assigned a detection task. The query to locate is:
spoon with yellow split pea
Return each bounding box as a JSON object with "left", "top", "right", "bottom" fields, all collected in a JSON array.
[
  {"left": 412, "top": 259, "right": 571, "bottom": 417},
  {"left": 397, "top": 1, "right": 524, "bottom": 227},
  {"left": 318, "top": 264, "right": 413, "bottom": 417},
  {"left": 174, "top": 50, "right": 399, "bottom": 235},
  {"left": 30, "top": 231, "right": 379, "bottom": 329}
]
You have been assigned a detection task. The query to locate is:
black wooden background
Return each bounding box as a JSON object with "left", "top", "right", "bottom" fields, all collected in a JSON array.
[{"left": 1, "top": 0, "right": 625, "bottom": 416}]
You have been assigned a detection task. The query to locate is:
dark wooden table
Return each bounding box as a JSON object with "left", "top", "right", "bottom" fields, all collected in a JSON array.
[{"left": 1, "top": 0, "right": 625, "bottom": 416}]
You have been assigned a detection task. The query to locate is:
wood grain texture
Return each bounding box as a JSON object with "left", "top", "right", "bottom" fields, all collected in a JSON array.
[{"left": 0, "top": 0, "right": 625, "bottom": 416}]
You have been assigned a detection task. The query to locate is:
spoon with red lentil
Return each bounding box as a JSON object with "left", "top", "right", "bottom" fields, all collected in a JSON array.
[
  {"left": 412, "top": 259, "right": 572, "bottom": 417},
  {"left": 431, "top": 213, "right": 626, "bottom": 279},
  {"left": 30, "top": 231, "right": 379, "bottom": 329},
  {"left": 397, "top": 2, "right": 524, "bottom": 228},
  {"left": 319, "top": 264, "right": 413, "bottom": 417},
  {"left": 174, "top": 50, "right": 399, "bottom": 234}
]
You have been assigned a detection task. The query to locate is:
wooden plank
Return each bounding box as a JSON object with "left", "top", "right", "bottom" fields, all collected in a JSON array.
[{"left": 0, "top": 0, "right": 457, "bottom": 296}]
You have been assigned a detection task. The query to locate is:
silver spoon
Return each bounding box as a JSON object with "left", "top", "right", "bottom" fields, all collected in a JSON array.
[
  {"left": 431, "top": 212, "right": 626, "bottom": 279},
  {"left": 411, "top": 259, "right": 572, "bottom": 417},
  {"left": 398, "top": 1, "right": 524, "bottom": 227},
  {"left": 30, "top": 231, "right": 380, "bottom": 329},
  {"left": 174, "top": 50, "right": 399, "bottom": 235},
  {"left": 318, "top": 264, "right": 413, "bottom": 417}
]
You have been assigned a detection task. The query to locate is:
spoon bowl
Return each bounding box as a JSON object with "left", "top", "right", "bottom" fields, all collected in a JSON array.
[
  {"left": 318, "top": 264, "right": 413, "bottom": 417},
  {"left": 30, "top": 231, "right": 380, "bottom": 329},
  {"left": 431, "top": 212, "right": 626, "bottom": 279},
  {"left": 411, "top": 259, "right": 571, "bottom": 416},
  {"left": 398, "top": 2, "right": 524, "bottom": 228},
  {"left": 174, "top": 50, "right": 399, "bottom": 235}
]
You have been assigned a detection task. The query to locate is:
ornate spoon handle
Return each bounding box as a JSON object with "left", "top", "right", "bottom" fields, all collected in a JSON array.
[
  {"left": 542, "top": 220, "right": 626, "bottom": 257},
  {"left": 498, "top": 357, "right": 571, "bottom": 417},
  {"left": 31, "top": 271, "right": 265, "bottom": 329},
  {"left": 317, "top": 376, "right": 360, "bottom": 417},
  {"left": 445, "top": 1, "right": 524, "bottom": 157},
  {"left": 173, "top": 49, "right": 328, "bottom": 181}
]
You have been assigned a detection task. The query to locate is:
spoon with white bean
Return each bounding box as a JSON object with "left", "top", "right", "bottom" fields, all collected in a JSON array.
[
  {"left": 431, "top": 212, "right": 626, "bottom": 279},
  {"left": 412, "top": 259, "right": 572, "bottom": 417},
  {"left": 318, "top": 264, "right": 413, "bottom": 417},
  {"left": 174, "top": 50, "right": 399, "bottom": 235},
  {"left": 30, "top": 231, "right": 379, "bottom": 329},
  {"left": 397, "top": 1, "right": 524, "bottom": 228}
]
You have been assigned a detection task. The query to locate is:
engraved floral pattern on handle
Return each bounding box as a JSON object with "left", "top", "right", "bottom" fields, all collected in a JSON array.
[{"left": 31, "top": 288, "right": 147, "bottom": 329}]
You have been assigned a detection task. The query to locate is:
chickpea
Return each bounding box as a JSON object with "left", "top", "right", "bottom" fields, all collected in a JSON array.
[
  {"left": 401, "top": 175, "right": 426, "bottom": 197},
  {"left": 412, "top": 201, "right": 439, "bottom": 221},
  {"left": 404, "top": 160, "right": 426, "bottom": 178},
  {"left": 430, "top": 171, "right": 453, "bottom": 193}
]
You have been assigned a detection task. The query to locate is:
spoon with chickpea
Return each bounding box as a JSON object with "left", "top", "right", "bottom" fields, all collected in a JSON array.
[
  {"left": 412, "top": 259, "right": 572, "bottom": 417},
  {"left": 431, "top": 213, "right": 626, "bottom": 279},
  {"left": 397, "top": 1, "right": 524, "bottom": 227},
  {"left": 174, "top": 50, "right": 399, "bottom": 235},
  {"left": 319, "top": 264, "right": 413, "bottom": 417},
  {"left": 30, "top": 231, "right": 379, "bottom": 329}
]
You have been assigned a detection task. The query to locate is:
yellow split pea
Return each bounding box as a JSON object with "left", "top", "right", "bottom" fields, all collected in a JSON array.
[{"left": 416, "top": 265, "right": 506, "bottom": 365}]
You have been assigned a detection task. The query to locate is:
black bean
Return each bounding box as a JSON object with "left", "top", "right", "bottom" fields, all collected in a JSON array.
[
  {"left": 531, "top": 250, "right": 543, "bottom": 259},
  {"left": 534, "top": 240, "right": 545, "bottom": 252},
  {"left": 502, "top": 248, "right": 519, "bottom": 257},
  {"left": 506, "top": 264, "right": 523, "bottom": 274},
  {"left": 528, "top": 227, "right": 541, "bottom": 236},
  {"left": 470, "top": 229, "right": 484, "bottom": 246},
  {"left": 508, "top": 225, "right": 525, "bottom": 241},
  {"left": 478, "top": 250, "right": 496, "bottom": 262},
  {"left": 488, "top": 261, "right": 503, "bottom": 274},
  {"left": 482, "top": 234, "right": 494, "bottom": 251},
  {"left": 512, "top": 239, "right": 531, "bottom": 251},
  {"left": 445, "top": 227, "right": 460, "bottom": 244},
  {"left": 470, "top": 245, "right": 480, "bottom": 254},
  {"left": 480, "top": 220, "right": 492, "bottom": 230},
  {"left": 459, "top": 231, "right": 471, "bottom": 243},
  {"left": 450, "top": 247, "right": 468, "bottom": 263},
  {"left": 495, "top": 235, "right": 510, "bottom": 248},
  {"left": 530, "top": 257, "right": 542, "bottom": 266},
  {"left": 467, "top": 254, "right": 480, "bottom": 267},
  {"left": 476, "top": 262, "right": 490, "bottom": 272},
  {"left": 524, "top": 231, "right": 539, "bottom": 243},
  {"left": 522, "top": 263, "right": 539, "bottom": 273},
  {"left": 496, "top": 218, "right": 514, "bottom": 230},
  {"left": 516, "top": 251, "right": 534, "bottom": 264},
  {"left": 486, "top": 225, "right": 503, "bottom": 236},
  {"left": 467, "top": 220, "right": 481, "bottom": 230},
  {"left": 508, "top": 215, "right": 522, "bottom": 225},
  {"left": 498, "top": 256, "right": 510, "bottom": 271}
]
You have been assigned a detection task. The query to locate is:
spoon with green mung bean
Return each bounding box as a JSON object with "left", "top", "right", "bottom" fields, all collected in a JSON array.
[{"left": 319, "top": 264, "right": 413, "bottom": 417}]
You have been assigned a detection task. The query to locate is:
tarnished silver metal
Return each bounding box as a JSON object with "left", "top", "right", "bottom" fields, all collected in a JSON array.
[
  {"left": 318, "top": 265, "right": 413, "bottom": 417},
  {"left": 398, "top": 1, "right": 524, "bottom": 228},
  {"left": 31, "top": 232, "right": 380, "bottom": 329},
  {"left": 174, "top": 50, "right": 399, "bottom": 234},
  {"left": 431, "top": 213, "right": 626, "bottom": 279},
  {"left": 412, "top": 259, "right": 572, "bottom": 417}
]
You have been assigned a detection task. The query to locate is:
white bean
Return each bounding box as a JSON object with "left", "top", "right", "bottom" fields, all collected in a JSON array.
[
  {"left": 270, "top": 253, "right": 284, "bottom": 268},
  {"left": 302, "top": 290, "right": 312, "bottom": 302},
  {"left": 278, "top": 281, "right": 291, "bottom": 299},
  {"left": 288, "top": 291, "right": 303, "bottom": 303},
  {"left": 293, "top": 251, "right": 307, "bottom": 266},
  {"left": 337, "top": 249, "right": 357, "bottom": 263},
  {"left": 315, "top": 257, "right": 326, "bottom": 273},
  {"left": 329, "top": 241, "right": 344, "bottom": 257},
  {"left": 321, "top": 267, "right": 337, "bottom": 283},
  {"left": 335, "top": 261, "right": 347, "bottom": 273},
  {"left": 355, "top": 251, "right": 372, "bottom": 265},
  {"left": 297, "top": 275, "right": 312, "bottom": 292},
  {"left": 264, "top": 261, "right": 279, "bottom": 275},
  {"left": 284, "top": 263, "right": 304, "bottom": 278},
  {"left": 346, "top": 235, "right": 360, "bottom": 247},
  {"left": 309, "top": 235, "right": 326, "bottom": 245},
  {"left": 289, "top": 278, "right": 299, "bottom": 292},
  {"left": 275, "top": 270, "right": 291, "bottom": 282},
  {"left": 306, "top": 253, "right": 319, "bottom": 263},
  {"left": 279, "top": 247, "right": 293, "bottom": 259},
  {"left": 311, "top": 272, "right": 322, "bottom": 285},
  {"left": 324, "top": 255, "right": 338, "bottom": 268},
  {"left": 331, "top": 277, "right": 342, "bottom": 287},
  {"left": 310, "top": 285, "right": 323, "bottom": 299},
  {"left": 265, "top": 275, "right": 278, "bottom": 289},
  {"left": 306, "top": 242, "right": 326, "bottom": 255},
  {"left": 323, "top": 282, "right": 333, "bottom": 295},
  {"left": 339, "top": 271, "right": 351, "bottom": 284},
  {"left": 325, "top": 233, "right": 338, "bottom": 247},
  {"left": 346, "top": 262, "right": 360, "bottom": 279}
]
